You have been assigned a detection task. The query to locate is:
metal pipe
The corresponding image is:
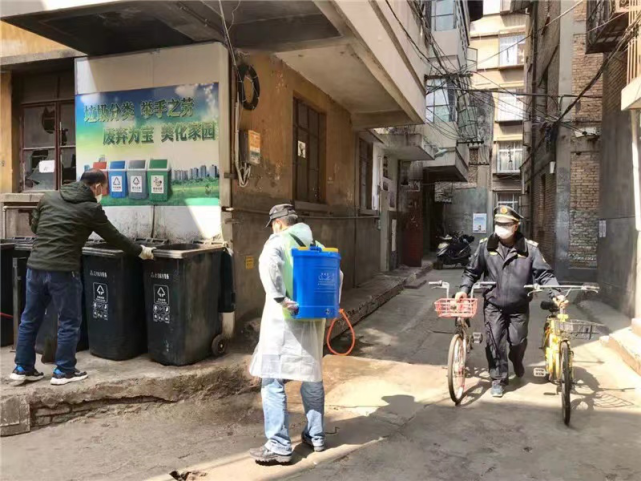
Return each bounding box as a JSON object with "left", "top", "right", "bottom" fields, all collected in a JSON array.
[
  {"left": 221, "top": 206, "right": 378, "bottom": 220},
  {"left": 529, "top": 0, "right": 538, "bottom": 238}
]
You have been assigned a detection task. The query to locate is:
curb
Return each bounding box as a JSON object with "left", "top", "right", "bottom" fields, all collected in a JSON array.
[
  {"left": 577, "top": 301, "right": 641, "bottom": 377},
  {"left": 327, "top": 261, "right": 433, "bottom": 342}
]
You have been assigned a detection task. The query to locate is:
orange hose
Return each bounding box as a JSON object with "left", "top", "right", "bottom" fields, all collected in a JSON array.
[{"left": 326, "top": 308, "right": 355, "bottom": 356}]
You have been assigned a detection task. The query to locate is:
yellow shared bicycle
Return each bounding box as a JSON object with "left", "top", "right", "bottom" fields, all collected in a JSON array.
[{"left": 525, "top": 284, "right": 601, "bottom": 426}]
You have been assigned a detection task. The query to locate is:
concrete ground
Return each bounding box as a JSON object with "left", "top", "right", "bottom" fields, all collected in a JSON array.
[
  {"left": 0, "top": 260, "right": 431, "bottom": 435},
  {"left": 2, "top": 268, "right": 640, "bottom": 481}
]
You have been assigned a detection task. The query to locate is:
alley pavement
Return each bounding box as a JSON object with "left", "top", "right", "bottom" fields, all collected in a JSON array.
[{"left": 2, "top": 268, "right": 641, "bottom": 481}]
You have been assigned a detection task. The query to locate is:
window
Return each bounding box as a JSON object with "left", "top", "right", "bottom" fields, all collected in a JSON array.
[
  {"left": 501, "top": 0, "right": 513, "bottom": 13},
  {"left": 294, "top": 99, "right": 325, "bottom": 203},
  {"left": 499, "top": 35, "right": 525, "bottom": 67},
  {"left": 431, "top": 0, "right": 457, "bottom": 31},
  {"left": 497, "top": 193, "right": 520, "bottom": 212},
  {"left": 426, "top": 80, "right": 457, "bottom": 122},
  {"left": 497, "top": 91, "right": 525, "bottom": 122},
  {"left": 496, "top": 142, "right": 523, "bottom": 172},
  {"left": 359, "top": 139, "right": 373, "bottom": 210},
  {"left": 19, "top": 71, "right": 75, "bottom": 192},
  {"left": 483, "top": 0, "right": 501, "bottom": 15}
]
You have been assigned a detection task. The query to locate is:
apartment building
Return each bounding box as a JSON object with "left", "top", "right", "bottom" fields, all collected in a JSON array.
[{"left": 470, "top": 0, "right": 528, "bottom": 228}]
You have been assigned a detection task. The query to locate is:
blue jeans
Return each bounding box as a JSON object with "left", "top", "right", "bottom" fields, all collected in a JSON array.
[
  {"left": 262, "top": 378, "right": 325, "bottom": 455},
  {"left": 15, "top": 269, "right": 83, "bottom": 374}
]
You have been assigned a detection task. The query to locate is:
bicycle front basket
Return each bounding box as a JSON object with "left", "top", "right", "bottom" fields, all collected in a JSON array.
[
  {"left": 434, "top": 298, "right": 478, "bottom": 318},
  {"left": 557, "top": 319, "right": 604, "bottom": 340}
]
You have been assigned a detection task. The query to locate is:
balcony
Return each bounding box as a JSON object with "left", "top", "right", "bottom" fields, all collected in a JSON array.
[
  {"left": 622, "top": 0, "right": 641, "bottom": 109},
  {"left": 586, "top": 0, "right": 629, "bottom": 54},
  {"left": 422, "top": 123, "right": 470, "bottom": 181},
  {"left": 0, "top": 0, "right": 429, "bottom": 129},
  {"left": 377, "top": 125, "right": 437, "bottom": 161}
]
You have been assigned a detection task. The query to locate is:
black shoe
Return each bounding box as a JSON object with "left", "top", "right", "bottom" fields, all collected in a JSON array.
[
  {"left": 50, "top": 368, "right": 88, "bottom": 386},
  {"left": 10, "top": 366, "right": 44, "bottom": 383},
  {"left": 249, "top": 446, "right": 292, "bottom": 465},
  {"left": 513, "top": 361, "right": 525, "bottom": 378},
  {"left": 301, "top": 433, "right": 326, "bottom": 452}
]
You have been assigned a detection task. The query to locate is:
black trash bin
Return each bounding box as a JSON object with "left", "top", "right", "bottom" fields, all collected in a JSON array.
[
  {"left": 82, "top": 239, "right": 166, "bottom": 360},
  {"left": 11, "top": 238, "right": 88, "bottom": 360},
  {"left": 1, "top": 241, "right": 15, "bottom": 346},
  {"left": 143, "top": 242, "right": 224, "bottom": 366}
]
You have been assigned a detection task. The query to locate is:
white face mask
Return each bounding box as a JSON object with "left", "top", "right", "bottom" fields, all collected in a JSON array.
[
  {"left": 495, "top": 224, "right": 516, "bottom": 240},
  {"left": 95, "top": 186, "right": 103, "bottom": 203}
]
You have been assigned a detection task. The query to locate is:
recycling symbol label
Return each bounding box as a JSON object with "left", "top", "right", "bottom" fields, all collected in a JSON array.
[
  {"left": 153, "top": 284, "right": 170, "bottom": 323},
  {"left": 92, "top": 283, "right": 108, "bottom": 320},
  {"left": 154, "top": 285, "right": 169, "bottom": 305},
  {"left": 111, "top": 176, "right": 123, "bottom": 192},
  {"left": 131, "top": 175, "right": 143, "bottom": 193},
  {"left": 151, "top": 175, "right": 164, "bottom": 194},
  {"left": 93, "top": 283, "right": 108, "bottom": 303}
]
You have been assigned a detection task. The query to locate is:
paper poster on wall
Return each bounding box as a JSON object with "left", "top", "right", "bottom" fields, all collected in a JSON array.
[
  {"left": 75, "top": 83, "right": 220, "bottom": 206},
  {"left": 473, "top": 213, "right": 487, "bottom": 234}
]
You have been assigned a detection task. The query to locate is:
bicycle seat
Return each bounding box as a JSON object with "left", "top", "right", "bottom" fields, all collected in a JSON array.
[{"left": 540, "top": 300, "right": 559, "bottom": 312}]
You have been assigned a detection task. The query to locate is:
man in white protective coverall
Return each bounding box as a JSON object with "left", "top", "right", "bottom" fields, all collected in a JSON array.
[{"left": 249, "top": 204, "right": 343, "bottom": 465}]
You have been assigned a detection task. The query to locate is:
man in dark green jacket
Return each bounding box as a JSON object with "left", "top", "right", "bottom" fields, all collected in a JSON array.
[{"left": 11, "top": 169, "right": 154, "bottom": 385}]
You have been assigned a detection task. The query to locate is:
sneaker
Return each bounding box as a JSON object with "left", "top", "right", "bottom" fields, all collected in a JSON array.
[
  {"left": 491, "top": 383, "right": 504, "bottom": 398},
  {"left": 50, "top": 368, "right": 88, "bottom": 386},
  {"left": 9, "top": 366, "right": 44, "bottom": 383},
  {"left": 301, "top": 433, "right": 326, "bottom": 452},
  {"left": 249, "top": 446, "right": 292, "bottom": 465}
]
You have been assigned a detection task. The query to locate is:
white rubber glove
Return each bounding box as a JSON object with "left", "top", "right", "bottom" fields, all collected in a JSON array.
[
  {"left": 280, "top": 297, "right": 299, "bottom": 315},
  {"left": 139, "top": 245, "right": 155, "bottom": 260}
]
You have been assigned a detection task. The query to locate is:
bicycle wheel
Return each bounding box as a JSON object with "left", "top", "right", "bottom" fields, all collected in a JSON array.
[
  {"left": 560, "top": 341, "right": 572, "bottom": 426},
  {"left": 448, "top": 334, "right": 466, "bottom": 405}
]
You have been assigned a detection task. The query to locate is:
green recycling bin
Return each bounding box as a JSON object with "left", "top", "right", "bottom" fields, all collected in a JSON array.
[{"left": 147, "top": 159, "right": 170, "bottom": 202}]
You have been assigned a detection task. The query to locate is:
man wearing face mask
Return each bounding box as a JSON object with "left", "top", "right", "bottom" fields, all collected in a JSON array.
[
  {"left": 249, "top": 204, "right": 343, "bottom": 465},
  {"left": 454, "top": 205, "right": 565, "bottom": 398},
  {"left": 10, "top": 169, "right": 154, "bottom": 386}
]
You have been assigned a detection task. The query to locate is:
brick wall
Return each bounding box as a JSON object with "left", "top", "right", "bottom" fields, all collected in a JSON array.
[
  {"left": 572, "top": 33, "right": 603, "bottom": 124},
  {"left": 569, "top": 153, "right": 599, "bottom": 267},
  {"left": 532, "top": 171, "right": 557, "bottom": 265}
]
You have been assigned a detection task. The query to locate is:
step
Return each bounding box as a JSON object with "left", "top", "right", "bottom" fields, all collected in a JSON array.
[{"left": 606, "top": 328, "right": 641, "bottom": 377}]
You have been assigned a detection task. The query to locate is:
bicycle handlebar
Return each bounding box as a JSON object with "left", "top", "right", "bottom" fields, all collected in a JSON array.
[
  {"left": 429, "top": 280, "right": 450, "bottom": 298},
  {"left": 471, "top": 281, "right": 496, "bottom": 298},
  {"left": 525, "top": 284, "right": 600, "bottom": 292}
]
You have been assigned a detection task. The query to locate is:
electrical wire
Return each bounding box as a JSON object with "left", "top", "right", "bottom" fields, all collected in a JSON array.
[
  {"left": 469, "top": 0, "right": 584, "bottom": 73},
  {"left": 216, "top": 0, "right": 251, "bottom": 187}
]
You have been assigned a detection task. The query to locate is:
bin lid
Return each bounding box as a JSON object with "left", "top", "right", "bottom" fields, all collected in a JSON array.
[
  {"left": 7, "top": 236, "right": 36, "bottom": 251},
  {"left": 127, "top": 160, "right": 146, "bottom": 170},
  {"left": 152, "top": 242, "right": 224, "bottom": 259},
  {"left": 93, "top": 161, "right": 107, "bottom": 169},
  {"left": 109, "top": 160, "right": 126, "bottom": 170},
  {"left": 148, "top": 158, "right": 169, "bottom": 170},
  {"left": 82, "top": 238, "right": 168, "bottom": 257},
  {"left": 0, "top": 241, "right": 15, "bottom": 250},
  {"left": 82, "top": 243, "right": 126, "bottom": 258}
]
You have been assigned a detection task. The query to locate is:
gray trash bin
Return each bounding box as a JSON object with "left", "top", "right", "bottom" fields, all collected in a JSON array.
[
  {"left": 143, "top": 242, "right": 224, "bottom": 366},
  {"left": 127, "top": 160, "right": 148, "bottom": 200}
]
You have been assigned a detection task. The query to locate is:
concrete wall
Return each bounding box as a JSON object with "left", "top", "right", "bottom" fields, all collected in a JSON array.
[
  {"left": 0, "top": 73, "right": 15, "bottom": 194},
  {"left": 73, "top": 43, "right": 231, "bottom": 242},
  {"left": 599, "top": 52, "right": 636, "bottom": 316},
  {"left": 231, "top": 54, "right": 380, "bottom": 326},
  {"left": 0, "top": 21, "right": 73, "bottom": 59}
]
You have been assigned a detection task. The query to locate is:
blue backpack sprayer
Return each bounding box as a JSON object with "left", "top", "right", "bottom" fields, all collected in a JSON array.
[{"left": 291, "top": 243, "right": 355, "bottom": 356}]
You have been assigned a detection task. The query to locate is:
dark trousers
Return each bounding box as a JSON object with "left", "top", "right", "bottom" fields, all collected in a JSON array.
[
  {"left": 483, "top": 303, "right": 529, "bottom": 384},
  {"left": 15, "top": 268, "right": 83, "bottom": 373}
]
